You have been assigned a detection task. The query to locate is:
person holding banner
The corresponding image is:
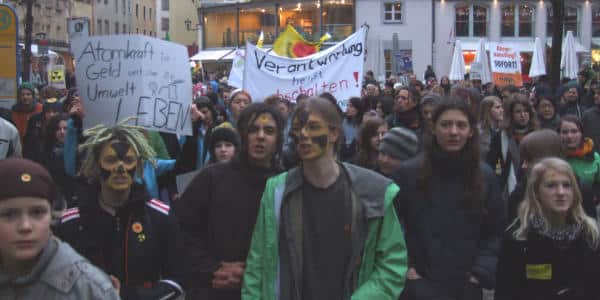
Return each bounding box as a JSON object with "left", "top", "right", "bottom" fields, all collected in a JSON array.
[
  {"left": 56, "top": 121, "right": 186, "bottom": 300},
  {"left": 242, "top": 97, "right": 407, "bottom": 300}
]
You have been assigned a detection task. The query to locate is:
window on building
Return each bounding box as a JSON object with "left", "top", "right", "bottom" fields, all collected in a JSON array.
[
  {"left": 143, "top": 29, "right": 146, "bottom": 35},
  {"left": 456, "top": 4, "right": 488, "bottom": 37},
  {"left": 149, "top": 8, "right": 152, "bottom": 20},
  {"left": 150, "top": 31, "right": 153, "bottom": 36},
  {"left": 501, "top": 3, "right": 534, "bottom": 37},
  {"left": 123, "top": 24, "right": 127, "bottom": 33},
  {"left": 548, "top": 5, "right": 579, "bottom": 37},
  {"left": 383, "top": 2, "right": 402, "bottom": 23},
  {"left": 144, "top": 6, "right": 146, "bottom": 20},
  {"left": 162, "top": 0, "right": 169, "bottom": 11},
  {"left": 323, "top": 0, "right": 354, "bottom": 41},
  {"left": 97, "top": 19, "right": 102, "bottom": 35},
  {"left": 104, "top": 0, "right": 108, "bottom": 5},
  {"left": 594, "top": 7, "right": 600, "bottom": 37},
  {"left": 136, "top": 28, "right": 139, "bottom": 33},
  {"left": 115, "top": 0, "right": 118, "bottom": 13},
  {"left": 122, "top": 0, "right": 126, "bottom": 15},
  {"left": 104, "top": 20, "right": 109, "bottom": 35},
  {"left": 161, "top": 18, "right": 169, "bottom": 31},
  {"left": 384, "top": 49, "right": 392, "bottom": 78},
  {"left": 136, "top": 4, "right": 139, "bottom": 18},
  {"left": 115, "top": 22, "right": 119, "bottom": 34}
]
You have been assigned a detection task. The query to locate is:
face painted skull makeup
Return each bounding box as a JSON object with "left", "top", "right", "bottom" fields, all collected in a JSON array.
[
  {"left": 292, "top": 110, "right": 333, "bottom": 161},
  {"left": 99, "top": 140, "right": 138, "bottom": 191}
]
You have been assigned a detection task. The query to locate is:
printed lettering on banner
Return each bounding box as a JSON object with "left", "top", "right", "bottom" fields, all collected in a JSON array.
[
  {"left": 489, "top": 42, "right": 523, "bottom": 88},
  {"left": 243, "top": 27, "right": 366, "bottom": 104},
  {"left": 71, "top": 35, "right": 193, "bottom": 135}
]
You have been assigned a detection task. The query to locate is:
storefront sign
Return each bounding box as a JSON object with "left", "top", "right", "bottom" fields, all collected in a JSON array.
[
  {"left": 489, "top": 42, "right": 523, "bottom": 87},
  {"left": 243, "top": 26, "right": 366, "bottom": 107},
  {"left": 0, "top": 4, "right": 17, "bottom": 109},
  {"left": 71, "top": 34, "right": 193, "bottom": 135}
]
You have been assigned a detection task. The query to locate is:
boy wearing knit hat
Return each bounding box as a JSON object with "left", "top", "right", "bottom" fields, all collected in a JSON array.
[
  {"left": 377, "top": 127, "right": 419, "bottom": 175},
  {"left": 12, "top": 82, "right": 42, "bottom": 142},
  {"left": 0, "top": 158, "right": 119, "bottom": 299}
]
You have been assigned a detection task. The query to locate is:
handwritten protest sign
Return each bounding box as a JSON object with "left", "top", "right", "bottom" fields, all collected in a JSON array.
[
  {"left": 71, "top": 35, "right": 193, "bottom": 135},
  {"left": 243, "top": 27, "right": 366, "bottom": 106},
  {"left": 489, "top": 42, "right": 523, "bottom": 88}
]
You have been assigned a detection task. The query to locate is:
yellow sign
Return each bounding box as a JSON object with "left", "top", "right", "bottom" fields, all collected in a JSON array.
[
  {"left": 0, "top": 4, "right": 17, "bottom": 108},
  {"left": 526, "top": 264, "right": 552, "bottom": 280},
  {"left": 48, "top": 65, "right": 66, "bottom": 89}
]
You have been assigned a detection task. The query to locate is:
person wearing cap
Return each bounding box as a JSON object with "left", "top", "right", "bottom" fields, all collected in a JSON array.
[
  {"left": 242, "top": 97, "right": 407, "bottom": 300},
  {"left": 378, "top": 127, "right": 419, "bottom": 176},
  {"left": 22, "top": 97, "right": 63, "bottom": 163},
  {"left": 12, "top": 82, "right": 42, "bottom": 142},
  {"left": 207, "top": 122, "right": 240, "bottom": 164},
  {"left": 55, "top": 121, "right": 186, "bottom": 300},
  {"left": 0, "top": 158, "right": 119, "bottom": 299}
]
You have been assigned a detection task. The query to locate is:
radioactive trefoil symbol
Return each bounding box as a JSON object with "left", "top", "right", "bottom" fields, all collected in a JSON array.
[
  {"left": 51, "top": 71, "right": 63, "bottom": 82},
  {"left": 0, "top": 10, "right": 11, "bottom": 31}
]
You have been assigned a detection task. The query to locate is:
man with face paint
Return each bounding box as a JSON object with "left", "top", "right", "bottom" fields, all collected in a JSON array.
[
  {"left": 242, "top": 97, "right": 408, "bottom": 300},
  {"left": 175, "top": 103, "right": 284, "bottom": 300},
  {"left": 56, "top": 123, "right": 186, "bottom": 300}
]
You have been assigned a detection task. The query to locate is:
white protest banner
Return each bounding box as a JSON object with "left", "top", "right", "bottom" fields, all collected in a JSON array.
[
  {"left": 489, "top": 42, "right": 523, "bottom": 88},
  {"left": 228, "top": 49, "right": 245, "bottom": 89},
  {"left": 244, "top": 27, "right": 366, "bottom": 106},
  {"left": 71, "top": 35, "right": 193, "bottom": 135}
]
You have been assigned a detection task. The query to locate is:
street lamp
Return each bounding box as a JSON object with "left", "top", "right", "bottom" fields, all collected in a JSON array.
[{"left": 184, "top": 18, "right": 199, "bottom": 31}]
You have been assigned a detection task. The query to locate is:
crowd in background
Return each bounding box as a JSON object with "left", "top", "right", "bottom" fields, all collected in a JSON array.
[{"left": 1, "top": 63, "right": 600, "bottom": 300}]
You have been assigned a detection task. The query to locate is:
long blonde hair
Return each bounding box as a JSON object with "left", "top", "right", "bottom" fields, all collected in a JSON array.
[{"left": 513, "top": 157, "right": 599, "bottom": 248}]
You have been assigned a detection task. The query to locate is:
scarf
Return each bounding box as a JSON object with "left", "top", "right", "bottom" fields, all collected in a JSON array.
[
  {"left": 512, "top": 124, "right": 532, "bottom": 145},
  {"left": 529, "top": 214, "right": 582, "bottom": 248},
  {"left": 566, "top": 138, "right": 594, "bottom": 159}
]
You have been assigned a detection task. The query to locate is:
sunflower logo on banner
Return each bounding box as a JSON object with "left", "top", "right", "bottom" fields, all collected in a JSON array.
[{"left": 273, "top": 25, "right": 331, "bottom": 58}]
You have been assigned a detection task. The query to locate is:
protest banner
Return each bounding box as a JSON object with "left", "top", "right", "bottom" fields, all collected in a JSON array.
[
  {"left": 489, "top": 42, "right": 523, "bottom": 88},
  {"left": 71, "top": 35, "right": 193, "bottom": 135},
  {"left": 243, "top": 27, "right": 366, "bottom": 108},
  {"left": 228, "top": 49, "right": 245, "bottom": 89}
]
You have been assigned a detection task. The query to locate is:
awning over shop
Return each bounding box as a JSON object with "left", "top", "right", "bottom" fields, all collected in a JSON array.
[{"left": 190, "top": 49, "right": 235, "bottom": 61}]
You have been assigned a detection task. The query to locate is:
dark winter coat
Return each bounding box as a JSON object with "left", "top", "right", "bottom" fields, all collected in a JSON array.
[
  {"left": 174, "top": 121, "right": 212, "bottom": 174},
  {"left": 495, "top": 226, "right": 600, "bottom": 300},
  {"left": 56, "top": 183, "right": 187, "bottom": 300},
  {"left": 394, "top": 153, "right": 506, "bottom": 300},
  {"left": 174, "top": 159, "right": 280, "bottom": 300},
  {"left": 22, "top": 112, "right": 45, "bottom": 163},
  {"left": 583, "top": 106, "right": 600, "bottom": 153}
]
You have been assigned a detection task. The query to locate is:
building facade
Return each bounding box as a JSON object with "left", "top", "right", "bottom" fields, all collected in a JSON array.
[
  {"left": 93, "top": 0, "right": 131, "bottom": 35},
  {"left": 156, "top": 0, "right": 170, "bottom": 39},
  {"left": 132, "top": 0, "right": 156, "bottom": 35},
  {"left": 361, "top": 0, "right": 599, "bottom": 81},
  {"left": 169, "top": 0, "right": 198, "bottom": 52}
]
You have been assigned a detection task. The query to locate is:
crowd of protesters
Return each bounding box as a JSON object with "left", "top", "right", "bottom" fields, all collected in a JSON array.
[{"left": 0, "top": 65, "right": 600, "bottom": 300}]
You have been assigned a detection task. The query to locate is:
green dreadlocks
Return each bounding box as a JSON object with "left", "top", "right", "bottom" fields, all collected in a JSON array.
[{"left": 78, "top": 118, "right": 156, "bottom": 180}]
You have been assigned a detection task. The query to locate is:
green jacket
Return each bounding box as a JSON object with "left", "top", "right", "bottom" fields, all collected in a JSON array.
[
  {"left": 242, "top": 162, "right": 407, "bottom": 300},
  {"left": 567, "top": 152, "right": 600, "bottom": 187}
]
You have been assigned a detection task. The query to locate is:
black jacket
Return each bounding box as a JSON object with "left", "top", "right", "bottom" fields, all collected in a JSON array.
[
  {"left": 56, "top": 183, "right": 186, "bottom": 300},
  {"left": 22, "top": 112, "right": 44, "bottom": 163},
  {"left": 495, "top": 227, "right": 600, "bottom": 300},
  {"left": 174, "top": 121, "right": 212, "bottom": 175},
  {"left": 174, "top": 159, "right": 279, "bottom": 300},
  {"left": 394, "top": 153, "right": 506, "bottom": 299}
]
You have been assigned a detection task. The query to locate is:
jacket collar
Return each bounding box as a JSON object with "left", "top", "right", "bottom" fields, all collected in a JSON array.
[
  {"left": 283, "top": 162, "right": 391, "bottom": 218},
  {"left": 0, "top": 236, "right": 59, "bottom": 287}
]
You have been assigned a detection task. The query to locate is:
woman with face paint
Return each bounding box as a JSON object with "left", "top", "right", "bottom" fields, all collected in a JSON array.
[
  {"left": 56, "top": 122, "right": 187, "bottom": 300},
  {"left": 495, "top": 158, "right": 600, "bottom": 300},
  {"left": 486, "top": 94, "right": 539, "bottom": 198},
  {"left": 0, "top": 158, "right": 119, "bottom": 299},
  {"left": 394, "top": 97, "right": 505, "bottom": 300}
]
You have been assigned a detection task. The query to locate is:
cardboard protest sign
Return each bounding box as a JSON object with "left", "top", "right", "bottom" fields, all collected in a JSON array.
[
  {"left": 71, "top": 35, "right": 193, "bottom": 135},
  {"left": 243, "top": 27, "right": 366, "bottom": 107},
  {"left": 489, "top": 42, "right": 523, "bottom": 88}
]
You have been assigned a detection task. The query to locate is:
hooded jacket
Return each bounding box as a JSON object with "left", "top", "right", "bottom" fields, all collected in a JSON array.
[
  {"left": 0, "top": 236, "right": 119, "bottom": 299},
  {"left": 242, "top": 162, "right": 407, "bottom": 300},
  {"left": 56, "top": 183, "right": 186, "bottom": 300}
]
